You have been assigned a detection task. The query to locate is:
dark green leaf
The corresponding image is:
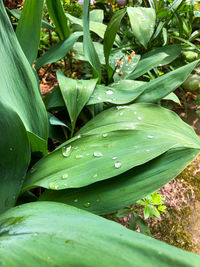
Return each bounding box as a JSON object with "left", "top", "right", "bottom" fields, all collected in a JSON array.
[{"left": 16, "top": 0, "right": 44, "bottom": 64}]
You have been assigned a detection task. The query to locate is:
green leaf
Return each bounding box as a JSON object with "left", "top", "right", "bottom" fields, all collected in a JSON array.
[
  {"left": 104, "top": 8, "right": 126, "bottom": 68},
  {"left": 135, "top": 60, "right": 200, "bottom": 103},
  {"left": 113, "top": 55, "right": 141, "bottom": 82},
  {"left": 163, "top": 92, "right": 181, "bottom": 104},
  {"left": 40, "top": 148, "right": 199, "bottom": 215},
  {"left": 35, "top": 32, "right": 83, "bottom": 70},
  {"left": 87, "top": 80, "right": 146, "bottom": 105},
  {"left": 127, "top": 7, "right": 156, "bottom": 48},
  {"left": 16, "top": 0, "right": 44, "bottom": 64},
  {"left": 72, "top": 42, "right": 105, "bottom": 64},
  {"left": 6, "top": 8, "right": 54, "bottom": 30},
  {"left": 65, "top": 13, "right": 107, "bottom": 39},
  {"left": 23, "top": 104, "right": 200, "bottom": 192},
  {"left": 127, "top": 45, "right": 182, "bottom": 80},
  {"left": 57, "top": 70, "right": 98, "bottom": 132},
  {"left": 0, "top": 1, "right": 48, "bottom": 152},
  {"left": 0, "top": 101, "right": 30, "bottom": 213},
  {"left": 46, "top": 0, "right": 71, "bottom": 40},
  {"left": 90, "top": 9, "right": 104, "bottom": 23},
  {"left": 83, "top": 0, "right": 101, "bottom": 80},
  {"left": 1, "top": 202, "right": 200, "bottom": 265}
]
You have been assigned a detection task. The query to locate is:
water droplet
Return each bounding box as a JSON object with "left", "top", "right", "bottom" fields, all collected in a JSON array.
[
  {"left": 146, "top": 149, "right": 150, "bottom": 152},
  {"left": 96, "top": 198, "right": 100, "bottom": 202},
  {"left": 84, "top": 202, "right": 91, "bottom": 208},
  {"left": 138, "top": 116, "right": 142, "bottom": 120},
  {"left": 114, "top": 162, "right": 122, "bottom": 169},
  {"left": 147, "top": 135, "right": 154, "bottom": 139},
  {"left": 112, "top": 156, "right": 117, "bottom": 160},
  {"left": 102, "top": 133, "right": 108, "bottom": 138},
  {"left": 49, "top": 182, "right": 59, "bottom": 190},
  {"left": 106, "top": 89, "right": 114, "bottom": 95},
  {"left": 76, "top": 154, "right": 83, "bottom": 159},
  {"left": 62, "top": 174, "right": 68, "bottom": 179},
  {"left": 93, "top": 174, "right": 98, "bottom": 178},
  {"left": 62, "top": 145, "right": 72, "bottom": 157},
  {"left": 119, "top": 111, "right": 123, "bottom": 116},
  {"left": 77, "top": 135, "right": 81, "bottom": 139},
  {"left": 97, "top": 96, "right": 102, "bottom": 101},
  {"left": 9, "top": 147, "right": 14, "bottom": 151},
  {"left": 93, "top": 151, "right": 103, "bottom": 157},
  {"left": 74, "top": 199, "right": 78, "bottom": 203},
  {"left": 134, "top": 111, "right": 137, "bottom": 115}
]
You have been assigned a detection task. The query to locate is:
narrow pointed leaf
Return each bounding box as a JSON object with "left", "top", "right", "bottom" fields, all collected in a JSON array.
[
  {"left": 16, "top": 0, "right": 44, "bottom": 64},
  {"left": 104, "top": 8, "right": 126, "bottom": 67},
  {"left": 23, "top": 104, "right": 200, "bottom": 192},
  {"left": 46, "top": 0, "right": 71, "bottom": 40},
  {"left": 87, "top": 80, "right": 146, "bottom": 105},
  {"left": 127, "top": 45, "right": 182, "bottom": 80},
  {"left": 83, "top": 0, "right": 101, "bottom": 80},
  {"left": 0, "top": 202, "right": 200, "bottom": 266},
  {"left": 57, "top": 70, "right": 98, "bottom": 126},
  {"left": 35, "top": 32, "right": 83, "bottom": 70},
  {"left": 0, "top": 101, "right": 30, "bottom": 213},
  {"left": 6, "top": 8, "right": 54, "bottom": 30},
  {"left": 135, "top": 60, "right": 200, "bottom": 103},
  {"left": 40, "top": 148, "right": 199, "bottom": 215},
  {"left": 127, "top": 7, "right": 156, "bottom": 48},
  {"left": 0, "top": 1, "right": 48, "bottom": 152}
]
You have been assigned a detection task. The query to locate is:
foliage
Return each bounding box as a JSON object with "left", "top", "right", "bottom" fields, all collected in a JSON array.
[{"left": 1, "top": 0, "right": 200, "bottom": 265}]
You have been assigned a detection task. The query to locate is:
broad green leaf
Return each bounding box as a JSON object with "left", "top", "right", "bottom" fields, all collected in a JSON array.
[
  {"left": 135, "top": 60, "right": 200, "bottom": 103},
  {"left": 22, "top": 104, "right": 200, "bottom": 192},
  {"left": 163, "top": 92, "right": 181, "bottom": 104},
  {"left": 87, "top": 80, "right": 146, "bottom": 105},
  {"left": 72, "top": 42, "right": 105, "bottom": 64},
  {"left": 0, "top": 101, "right": 30, "bottom": 213},
  {"left": 57, "top": 70, "right": 98, "bottom": 131},
  {"left": 65, "top": 13, "right": 107, "bottom": 39},
  {"left": 113, "top": 54, "right": 141, "bottom": 82},
  {"left": 104, "top": 8, "right": 126, "bottom": 66},
  {"left": 1, "top": 202, "right": 200, "bottom": 266},
  {"left": 40, "top": 148, "right": 199, "bottom": 215},
  {"left": 83, "top": 0, "right": 101, "bottom": 80},
  {"left": 16, "top": 0, "right": 44, "bottom": 64},
  {"left": 127, "top": 45, "right": 182, "bottom": 80},
  {"left": 90, "top": 9, "right": 104, "bottom": 23},
  {"left": 6, "top": 8, "right": 54, "bottom": 30},
  {"left": 46, "top": 0, "right": 71, "bottom": 40},
  {"left": 127, "top": 7, "right": 156, "bottom": 48},
  {"left": 35, "top": 32, "right": 83, "bottom": 70},
  {"left": 0, "top": 1, "right": 48, "bottom": 152}
]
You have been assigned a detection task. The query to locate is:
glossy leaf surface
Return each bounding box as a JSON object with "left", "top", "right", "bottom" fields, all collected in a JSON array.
[
  {"left": 23, "top": 104, "right": 200, "bottom": 192},
  {"left": 0, "top": 202, "right": 199, "bottom": 266},
  {"left": 128, "top": 45, "right": 182, "bottom": 80},
  {"left": 16, "top": 0, "right": 44, "bottom": 64},
  {"left": 0, "top": 1, "right": 48, "bottom": 151},
  {"left": 41, "top": 148, "right": 199, "bottom": 215},
  {"left": 87, "top": 80, "right": 145, "bottom": 105},
  {"left": 0, "top": 101, "right": 30, "bottom": 213},
  {"left": 135, "top": 60, "right": 200, "bottom": 103},
  {"left": 127, "top": 7, "right": 156, "bottom": 48}
]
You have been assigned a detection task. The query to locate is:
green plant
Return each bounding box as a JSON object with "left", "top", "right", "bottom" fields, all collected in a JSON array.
[{"left": 1, "top": 0, "right": 200, "bottom": 265}]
